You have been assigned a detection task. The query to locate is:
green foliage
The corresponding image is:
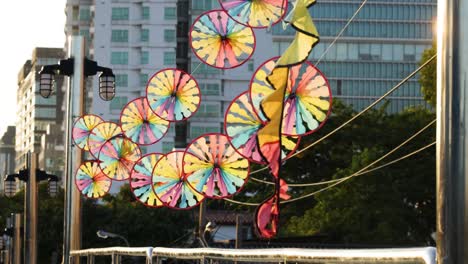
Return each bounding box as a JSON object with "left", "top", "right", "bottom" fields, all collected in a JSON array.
[
  {"left": 419, "top": 44, "right": 437, "bottom": 107},
  {"left": 281, "top": 101, "right": 436, "bottom": 245}
]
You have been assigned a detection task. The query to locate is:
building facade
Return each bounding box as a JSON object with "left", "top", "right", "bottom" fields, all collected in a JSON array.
[
  {"left": 63, "top": 0, "right": 436, "bottom": 154},
  {"left": 15, "top": 48, "right": 65, "bottom": 173},
  {"left": 0, "top": 126, "right": 16, "bottom": 194}
]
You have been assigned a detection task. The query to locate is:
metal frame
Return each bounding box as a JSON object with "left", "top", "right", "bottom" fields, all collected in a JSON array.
[{"left": 70, "top": 247, "right": 436, "bottom": 264}]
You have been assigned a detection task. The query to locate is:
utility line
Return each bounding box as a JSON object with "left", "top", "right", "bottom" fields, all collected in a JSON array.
[
  {"left": 249, "top": 54, "right": 437, "bottom": 177},
  {"left": 315, "top": 0, "right": 369, "bottom": 66},
  {"left": 224, "top": 119, "right": 436, "bottom": 206}
]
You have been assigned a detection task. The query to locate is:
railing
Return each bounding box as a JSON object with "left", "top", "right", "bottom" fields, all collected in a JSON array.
[{"left": 70, "top": 246, "right": 436, "bottom": 264}]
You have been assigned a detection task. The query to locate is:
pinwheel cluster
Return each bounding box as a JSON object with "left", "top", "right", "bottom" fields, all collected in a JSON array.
[{"left": 71, "top": 0, "right": 331, "bottom": 239}]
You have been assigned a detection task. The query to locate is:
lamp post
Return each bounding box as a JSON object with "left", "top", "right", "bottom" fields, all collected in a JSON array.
[
  {"left": 96, "top": 230, "right": 130, "bottom": 247},
  {"left": 38, "top": 36, "right": 115, "bottom": 264},
  {"left": 2, "top": 153, "right": 57, "bottom": 264}
]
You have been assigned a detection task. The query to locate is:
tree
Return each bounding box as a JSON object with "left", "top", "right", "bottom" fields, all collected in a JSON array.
[
  {"left": 282, "top": 104, "right": 436, "bottom": 245},
  {"left": 419, "top": 44, "right": 437, "bottom": 107}
]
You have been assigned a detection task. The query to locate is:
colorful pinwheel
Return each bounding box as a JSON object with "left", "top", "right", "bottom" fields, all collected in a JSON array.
[
  {"left": 250, "top": 57, "right": 332, "bottom": 137},
  {"left": 152, "top": 151, "right": 205, "bottom": 209},
  {"left": 219, "top": 0, "right": 288, "bottom": 28},
  {"left": 184, "top": 133, "right": 250, "bottom": 199},
  {"left": 146, "top": 69, "right": 201, "bottom": 122},
  {"left": 225, "top": 91, "right": 300, "bottom": 164},
  {"left": 98, "top": 136, "right": 142, "bottom": 181},
  {"left": 72, "top": 114, "right": 103, "bottom": 150},
  {"left": 190, "top": 10, "right": 255, "bottom": 69},
  {"left": 75, "top": 161, "right": 112, "bottom": 199},
  {"left": 130, "top": 153, "right": 165, "bottom": 208},
  {"left": 88, "top": 121, "right": 122, "bottom": 159},
  {"left": 120, "top": 97, "right": 170, "bottom": 145}
]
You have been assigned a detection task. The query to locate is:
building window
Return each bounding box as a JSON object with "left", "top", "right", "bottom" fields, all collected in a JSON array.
[
  {"left": 140, "top": 73, "right": 149, "bottom": 86},
  {"left": 192, "top": 0, "right": 213, "bottom": 10},
  {"left": 142, "top": 6, "right": 150, "bottom": 19},
  {"left": 141, "top": 29, "right": 149, "bottom": 42},
  {"left": 197, "top": 104, "right": 220, "bottom": 118},
  {"left": 162, "top": 142, "right": 174, "bottom": 153},
  {"left": 163, "top": 51, "right": 176, "bottom": 65},
  {"left": 141, "top": 51, "right": 149, "bottom": 64},
  {"left": 110, "top": 96, "right": 128, "bottom": 110},
  {"left": 111, "top": 51, "right": 128, "bottom": 65},
  {"left": 164, "top": 7, "right": 176, "bottom": 20},
  {"left": 72, "top": 6, "right": 79, "bottom": 20},
  {"left": 115, "top": 74, "right": 128, "bottom": 87},
  {"left": 112, "top": 7, "right": 129, "bottom": 20},
  {"left": 111, "top": 30, "right": 128, "bottom": 42},
  {"left": 80, "top": 29, "right": 90, "bottom": 42},
  {"left": 190, "top": 126, "right": 219, "bottom": 139},
  {"left": 200, "top": 83, "right": 220, "bottom": 96},
  {"left": 164, "top": 29, "right": 176, "bottom": 42},
  {"left": 79, "top": 8, "right": 91, "bottom": 21},
  {"left": 248, "top": 61, "right": 254, "bottom": 71}
]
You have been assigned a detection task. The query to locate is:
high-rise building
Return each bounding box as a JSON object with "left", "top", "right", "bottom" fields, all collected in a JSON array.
[
  {"left": 15, "top": 48, "right": 65, "bottom": 173},
  {"left": 63, "top": 0, "right": 436, "bottom": 154},
  {"left": 0, "top": 126, "right": 16, "bottom": 194}
]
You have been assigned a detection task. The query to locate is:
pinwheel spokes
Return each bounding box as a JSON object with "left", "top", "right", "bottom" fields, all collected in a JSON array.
[
  {"left": 152, "top": 151, "right": 205, "bottom": 209},
  {"left": 98, "top": 136, "right": 142, "bottom": 181},
  {"left": 146, "top": 69, "right": 201, "bottom": 122},
  {"left": 225, "top": 91, "right": 300, "bottom": 164},
  {"left": 184, "top": 133, "right": 250, "bottom": 199},
  {"left": 72, "top": 114, "right": 104, "bottom": 150},
  {"left": 219, "top": 0, "right": 288, "bottom": 28},
  {"left": 75, "top": 161, "right": 112, "bottom": 199},
  {"left": 88, "top": 121, "right": 122, "bottom": 159},
  {"left": 190, "top": 10, "right": 256, "bottom": 69},
  {"left": 250, "top": 57, "right": 332, "bottom": 136},
  {"left": 130, "top": 153, "right": 164, "bottom": 207},
  {"left": 121, "top": 97, "right": 170, "bottom": 145}
]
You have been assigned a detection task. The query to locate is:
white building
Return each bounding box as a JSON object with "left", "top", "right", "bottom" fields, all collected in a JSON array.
[{"left": 64, "top": 0, "right": 274, "bottom": 153}]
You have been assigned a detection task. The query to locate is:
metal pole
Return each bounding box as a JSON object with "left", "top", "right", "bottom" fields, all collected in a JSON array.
[
  {"left": 12, "top": 214, "right": 21, "bottom": 264},
  {"left": 24, "top": 152, "right": 38, "bottom": 264},
  {"left": 436, "top": 0, "right": 468, "bottom": 263},
  {"left": 235, "top": 214, "right": 242, "bottom": 249},
  {"left": 63, "top": 36, "right": 85, "bottom": 264}
]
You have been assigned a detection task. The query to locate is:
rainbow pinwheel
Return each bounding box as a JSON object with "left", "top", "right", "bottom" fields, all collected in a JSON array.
[
  {"left": 250, "top": 57, "right": 332, "bottom": 136},
  {"left": 88, "top": 121, "right": 123, "bottom": 159},
  {"left": 152, "top": 151, "right": 205, "bottom": 209},
  {"left": 98, "top": 136, "right": 142, "bottom": 181},
  {"left": 146, "top": 69, "right": 201, "bottom": 122},
  {"left": 75, "top": 161, "right": 112, "bottom": 199},
  {"left": 184, "top": 133, "right": 250, "bottom": 199},
  {"left": 72, "top": 114, "right": 104, "bottom": 150},
  {"left": 219, "top": 0, "right": 288, "bottom": 28},
  {"left": 130, "top": 153, "right": 164, "bottom": 208},
  {"left": 190, "top": 10, "right": 255, "bottom": 69},
  {"left": 225, "top": 91, "right": 300, "bottom": 164},
  {"left": 120, "top": 97, "right": 170, "bottom": 145}
]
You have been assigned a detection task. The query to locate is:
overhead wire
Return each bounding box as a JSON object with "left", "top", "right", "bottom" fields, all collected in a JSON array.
[
  {"left": 249, "top": 54, "right": 437, "bottom": 178},
  {"left": 315, "top": 0, "right": 369, "bottom": 66},
  {"left": 224, "top": 125, "right": 436, "bottom": 206}
]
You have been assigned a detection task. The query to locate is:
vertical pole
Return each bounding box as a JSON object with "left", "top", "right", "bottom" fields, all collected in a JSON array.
[
  {"left": 13, "top": 214, "right": 21, "bottom": 264},
  {"left": 436, "top": 0, "right": 468, "bottom": 263},
  {"left": 24, "top": 152, "right": 38, "bottom": 264},
  {"left": 235, "top": 214, "right": 242, "bottom": 249},
  {"left": 175, "top": 0, "right": 190, "bottom": 149},
  {"left": 63, "top": 36, "right": 85, "bottom": 264}
]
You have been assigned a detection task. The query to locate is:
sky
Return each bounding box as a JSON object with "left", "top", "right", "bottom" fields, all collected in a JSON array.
[{"left": 0, "top": 0, "right": 66, "bottom": 135}]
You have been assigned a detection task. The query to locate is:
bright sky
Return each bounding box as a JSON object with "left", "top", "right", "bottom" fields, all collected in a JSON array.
[{"left": 0, "top": 0, "right": 66, "bottom": 135}]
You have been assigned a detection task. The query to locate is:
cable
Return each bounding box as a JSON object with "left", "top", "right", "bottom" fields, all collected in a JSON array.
[
  {"left": 252, "top": 141, "right": 437, "bottom": 188},
  {"left": 223, "top": 119, "right": 436, "bottom": 206},
  {"left": 315, "top": 0, "right": 368, "bottom": 66},
  {"left": 249, "top": 54, "right": 437, "bottom": 177},
  {"left": 191, "top": 61, "right": 203, "bottom": 75},
  {"left": 281, "top": 118, "right": 436, "bottom": 204}
]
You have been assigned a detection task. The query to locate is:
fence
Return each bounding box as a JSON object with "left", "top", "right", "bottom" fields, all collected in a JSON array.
[{"left": 70, "top": 246, "right": 436, "bottom": 264}]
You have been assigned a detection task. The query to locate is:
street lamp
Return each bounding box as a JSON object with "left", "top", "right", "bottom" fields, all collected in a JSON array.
[
  {"left": 96, "top": 230, "right": 130, "bottom": 247},
  {"left": 3, "top": 169, "right": 59, "bottom": 197},
  {"left": 39, "top": 58, "right": 115, "bottom": 101}
]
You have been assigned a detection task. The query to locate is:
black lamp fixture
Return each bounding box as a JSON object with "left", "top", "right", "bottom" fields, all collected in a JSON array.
[
  {"left": 39, "top": 58, "right": 115, "bottom": 101},
  {"left": 3, "top": 169, "right": 59, "bottom": 198}
]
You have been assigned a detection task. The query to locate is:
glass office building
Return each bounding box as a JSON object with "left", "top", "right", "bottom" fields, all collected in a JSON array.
[{"left": 272, "top": 0, "right": 437, "bottom": 112}]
